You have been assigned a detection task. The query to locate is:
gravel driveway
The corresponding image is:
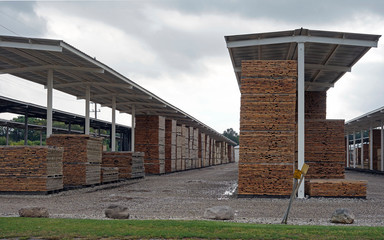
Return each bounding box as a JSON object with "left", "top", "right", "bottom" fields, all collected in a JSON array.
[{"left": 1, "top": 163, "right": 383, "bottom": 226}]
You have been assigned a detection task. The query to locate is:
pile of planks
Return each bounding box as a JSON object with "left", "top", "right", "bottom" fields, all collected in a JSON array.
[
  {"left": 305, "top": 179, "right": 367, "bottom": 198},
  {"left": 238, "top": 60, "right": 297, "bottom": 197},
  {"left": 46, "top": 134, "right": 102, "bottom": 187},
  {"left": 102, "top": 151, "right": 145, "bottom": 179},
  {"left": 101, "top": 167, "right": 119, "bottom": 183},
  {"left": 0, "top": 146, "right": 63, "bottom": 192},
  {"left": 305, "top": 91, "right": 327, "bottom": 119},
  {"left": 305, "top": 119, "right": 345, "bottom": 179},
  {"left": 135, "top": 115, "right": 165, "bottom": 174},
  {"left": 165, "top": 119, "right": 177, "bottom": 173}
]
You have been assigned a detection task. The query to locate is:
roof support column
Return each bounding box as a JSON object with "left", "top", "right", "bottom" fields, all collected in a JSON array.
[
  {"left": 381, "top": 120, "right": 384, "bottom": 171},
  {"left": 369, "top": 126, "right": 373, "bottom": 170},
  {"left": 46, "top": 69, "right": 53, "bottom": 138},
  {"left": 346, "top": 134, "right": 349, "bottom": 168},
  {"left": 353, "top": 131, "right": 356, "bottom": 168},
  {"left": 111, "top": 96, "right": 116, "bottom": 152},
  {"left": 85, "top": 85, "right": 90, "bottom": 135},
  {"left": 24, "top": 110, "right": 28, "bottom": 145},
  {"left": 131, "top": 105, "right": 135, "bottom": 152},
  {"left": 297, "top": 42, "right": 305, "bottom": 199},
  {"left": 361, "top": 130, "right": 364, "bottom": 169}
]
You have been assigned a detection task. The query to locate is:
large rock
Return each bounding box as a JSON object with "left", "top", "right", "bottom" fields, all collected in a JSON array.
[
  {"left": 204, "top": 206, "right": 234, "bottom": 220},
  {"left": 19, "top": 207, "right": 49, "bottom": 218},
  {"left": 330, "top": 208, "right": 355, "bottom": 224},
  {"left": 105, "top": 204, "right": 130, "bottom": 219}
]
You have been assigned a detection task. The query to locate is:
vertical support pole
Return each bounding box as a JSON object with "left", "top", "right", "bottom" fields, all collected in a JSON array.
[
  {"left": 297, "top": 42, "right": 305, "bottom": 199},
  {"left": 68, "top": 122, "right": 72, "bottom": 133},
  {"left": 353, "top": 131, "right": 356, "bottom": 168},
  {"left": 131, "top": 105, "right": 135, "bottom": 152},
  {"left": 40, "top": 130, "right": 43, "bottom": 146},
  {"left": 85, "top": 85, "right": 90, "bottom": 135},
  {"left": 361, "top": 130, "right": 364, "bottom": 169},
  {"left": 24, "top": 110, "right": 28, "bottom": 145},
  {"left": 346, "top": 134, "right": 349, "bottom": 168},
  {"left": 381, "top": 120, "right": 384, "bottom": 171},
  {"left": 6, "top": 124, "right": 9, "bottom": 146},
  {"left": 370, "top": 126, "right": 373, "bottom": 170},
  {"left": 111, "top": 96, "right": 116, "bottom": 152},
  {"left": 47, "top": 69, "right": 53, "bottom": 138}
]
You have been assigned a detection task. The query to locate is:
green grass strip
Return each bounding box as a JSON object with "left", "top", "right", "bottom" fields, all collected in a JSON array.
[{"left": 0, "top": 217, "right": 383, "bottom": 239}]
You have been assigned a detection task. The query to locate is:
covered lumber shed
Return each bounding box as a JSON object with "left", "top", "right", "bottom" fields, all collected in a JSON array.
[{"left": 225, "top": 28, "right": 380, "bottom": 198}]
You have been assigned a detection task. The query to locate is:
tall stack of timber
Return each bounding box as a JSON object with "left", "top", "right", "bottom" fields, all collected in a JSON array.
[
  {"left": 101, "top": 152, "right": 145, "bottom": 179},
  {"left": 204, "top": 135, "right": 210, "bottom": 167},
  {"left": 238, "top": 60, "right": 297, "bottom": 197},
  {"left": 176, "top": 125, "right": 183, "bottom": 171},
  {"left": 187, "top": 127, "right": 193, "bottom": 169},
  {"left": 0, "top": 146, "right": 63, "bottom": 193},
  {"left": 215, "top": 142, "right": 222, "bottom": 165},
  {"left": 46, "top": 134, "right": 102, "bottom": 187},
  {"left": 210, "top": 138, "right": 215, "bottom": 166},
  {"left": 182, "top": 125, "right": 189, "bottom": 170},
  {"left": 135, "top": 115, "right": 165, "bottom": 174},
  {"left": 199, "top": 132, "right": 205, "bottom": 167},
  {"left": 193, "top": 128, "right": 199, "bottom": 168},
  {"left": 165, "top": 119, "right": 177, "bottom": 173},
  {"left": 372, "top": 130, "right": 381, "bottom": 170},
  {"left": 100, "top": 167, "right": 119, "bottom": 183},
  {"left": 305, "top": 119, "right": 345, "bottom": 179}
]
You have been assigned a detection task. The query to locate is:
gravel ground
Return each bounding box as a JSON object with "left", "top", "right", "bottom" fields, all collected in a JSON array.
[{"left": 1, "top": 163, "right": 383, "bottom": 226}]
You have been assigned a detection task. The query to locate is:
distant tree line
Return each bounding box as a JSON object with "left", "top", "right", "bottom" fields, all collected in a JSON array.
[{"left": 223, "top": 128, "right": 239, "bottom": 145}]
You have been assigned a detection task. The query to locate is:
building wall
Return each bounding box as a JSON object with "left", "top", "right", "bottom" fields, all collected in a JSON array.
[{"left": 238, "top": 60, "right": 297, "bottom": 197}]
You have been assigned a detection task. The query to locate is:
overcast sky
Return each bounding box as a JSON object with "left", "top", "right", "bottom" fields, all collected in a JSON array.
[{"left": 0, "top": 0, "right": 383, "bottom": 133}]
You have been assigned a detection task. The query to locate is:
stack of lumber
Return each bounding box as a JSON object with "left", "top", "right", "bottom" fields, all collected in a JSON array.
[
  {"left": 165, "top": 119, "right": 177, "bottom": 173},
  {"left": 305, "top": 91, "right": 326, "bottom": 119},
  {"left": 204, "top": 135, "right": 210, "bottom": 167},
  {"left": 193, "top": 128, "right": 199, "bottom": 168},
  {"left": 101, "top": 167, "right": 119, "bottom": 183},
  {"left": 305, "top": 179, "right": 367, "bottom": 198},
  {"left": 135, "top": 115, "right": 165, "bottom": 174},
  {"left": 102, "top": 151, "right": 144, "bottom": 179},
  {"left": 46, "top": 134, "right": 102, "bottom": 187},
  {"left": 238, "top": 60, "right": 297, "bottom": 197},
  {"left": 182, "top": 126, "right": 189, "bottom": 170},
  {"left": 176, "top": 125, "right": 183, "bottom": 171},
  {"left": 305, "top": 119, "right": 345, "bottom": 179},
  {"left": 0, "top": 146, "right": 63, "bottom": 192},
  {"left": 215, "top": 142, "right": 222, "bottom": 165},
  {"left": 372, "top": 130, "right": 381, "bottom": 170}
]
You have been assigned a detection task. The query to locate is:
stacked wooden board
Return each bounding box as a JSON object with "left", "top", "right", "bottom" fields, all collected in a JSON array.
[
  {"left": 305, "top": 91, "right": 326, "bottom": 119},
  {"left": 305, "top": 179, "right": 367, "bottom": 198},
  {"left": 46, "top": 134, "right": 102, "bottom": 187},
  {"left": 102, "top": 151, "right": 145, "bottom": 179},
  {"left": 238, "top": 60, "right": 297, "bottom": 197},
  {"left": 305, "top": 119, "right": 345, "bottom": 179},
  {"left": 0, "top": 146, "right": 63, "bottom": 193},
  {"left": 101, "top": 167, "right": 119, "bottom": 183},
  {"left": 165, "top": 119, "right": 177, "bottom": 173},
  {"left": 135, "top": 115, "right": 165, "bottom": 174}
]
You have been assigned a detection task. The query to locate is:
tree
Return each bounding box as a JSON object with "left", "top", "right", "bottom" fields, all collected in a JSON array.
[{"left": 223, "top": 128, "right": 239, "bottom": 145}]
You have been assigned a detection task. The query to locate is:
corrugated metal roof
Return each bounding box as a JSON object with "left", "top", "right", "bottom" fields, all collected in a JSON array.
[
  {"left": 0, "top": 35, "right": 236, "bottom": 145},
  {"left": 345, "top": 106, "right": 384, "bottom": 133},
  {"left": 225, "top": 28, "right": 381, "bottom": 91}
]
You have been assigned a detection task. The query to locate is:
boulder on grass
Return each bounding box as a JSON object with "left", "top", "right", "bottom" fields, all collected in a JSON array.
[
  {"left": 331, "top": 208, "right": 355, "bottom": 224},
  {"left": 105, "top": 204, "right": 130, "bottom": 219},
  {"left": 19, "top": 207, "right": 49, "bottom": 218},
  {"left": 204, "top": 206, "right": 234, "bottom": 220}
]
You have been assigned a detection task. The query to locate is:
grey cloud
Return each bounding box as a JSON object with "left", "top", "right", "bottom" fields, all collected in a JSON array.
[{"left": 0, "top": 1, "right": 47, "bottom": 37}]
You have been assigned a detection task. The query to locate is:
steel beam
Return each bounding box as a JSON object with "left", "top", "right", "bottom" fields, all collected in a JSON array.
[
  {"left": 47, "top": 69, "right": 53, "bottom": 138},
  {"left": 111, "top": 96, "right": 116, "bottom": 152},
  {"left": 131, "top": 105, "right": 135, "bottom": 152},
  {"left": 297, "top": 42, "right": 305, "bottom": 199},
  {"left": 85, "top": 86, "right": 90, "bottom": 135}
]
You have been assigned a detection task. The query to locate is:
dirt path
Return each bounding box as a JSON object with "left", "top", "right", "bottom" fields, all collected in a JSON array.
[{"left": 1, "top": 163, "right": 383, "bottom": 226}]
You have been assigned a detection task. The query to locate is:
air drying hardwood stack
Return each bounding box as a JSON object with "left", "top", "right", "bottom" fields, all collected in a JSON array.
[
  {"left": 101, "top": 151, "right": 144, "bottom": 179},
  {"left": 176, "top": 125, "right": 183, "bottom": 171},
  {"left": 238, "top": 60, "right": 297, "bottom": 197},
  {"left": 204, "top": 135, "right": 210, "bottom": 167},
  {"left": 46, "top": 134, "right": 103, "bottom": 187},
  {"left": 372, "top": 129, "right": 381, "bottom": 170},
  {"left": 199, "top": 132, "right": 205, "bottom": 167},
  {"left": 135, "top": 115, "right": 165, "bottom": 174},
  {"left": 305, "top": 179, "right": 367, "bottom": 198},
  {"left": 0, "top": 146, "right": 63, "bottom": 193},
  {"left": 101, "top": 167, "right": 119, "bottom": 183},
  {"left": 165, "top": 119, "right": 177, "bottom": 173},
  {"left": 182, "top": 126, "right": 189, "bottom": 170},
  {"left": 187, "top": 126, "right": 194, "bottom": 169},
  {"left": 193, "top": 128, "right": 199, "bottom": 168},
  {"left": 305, "top": 119, "right": 345, "bottom": 179}
]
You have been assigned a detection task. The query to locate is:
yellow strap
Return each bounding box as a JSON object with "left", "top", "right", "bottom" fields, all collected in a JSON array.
[{"left": 293, "top": 169, "right": 302, "bottom": 179}]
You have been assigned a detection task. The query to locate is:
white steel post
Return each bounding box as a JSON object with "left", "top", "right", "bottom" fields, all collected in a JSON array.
[
  {"left": 353, "top": 131, "right": 356, "bottom": 168},
  {"left": 381, "top": 120, "right": 384, "bottom": 171},
  {"left": 361, "top": 130, "right": 364, "bottom": 169},
  {"left": 346, "top": 134, "right": 349, "bottom": 168},
  {"left": 47, "top": 69, "right": 53, "bottom": 138},
  {"left": 85, "top": 85, "right": 90, "bottom": 135},
  {"left": 297, "top": 42, "right": 305, "bottom": 199},
  {"left": 131, "top": 105, "right": 135, "bottom": 152},
  {"left": 370, "top": 126, "right": 373, "bottom": 170},
  {"left": 111, "top": 96, "right": 116, "bottom": 152}
]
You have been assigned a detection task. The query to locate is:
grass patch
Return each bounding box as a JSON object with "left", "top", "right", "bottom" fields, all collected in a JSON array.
[{"left": 0, "top": 217, "right": 383, "bottom": 239}]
